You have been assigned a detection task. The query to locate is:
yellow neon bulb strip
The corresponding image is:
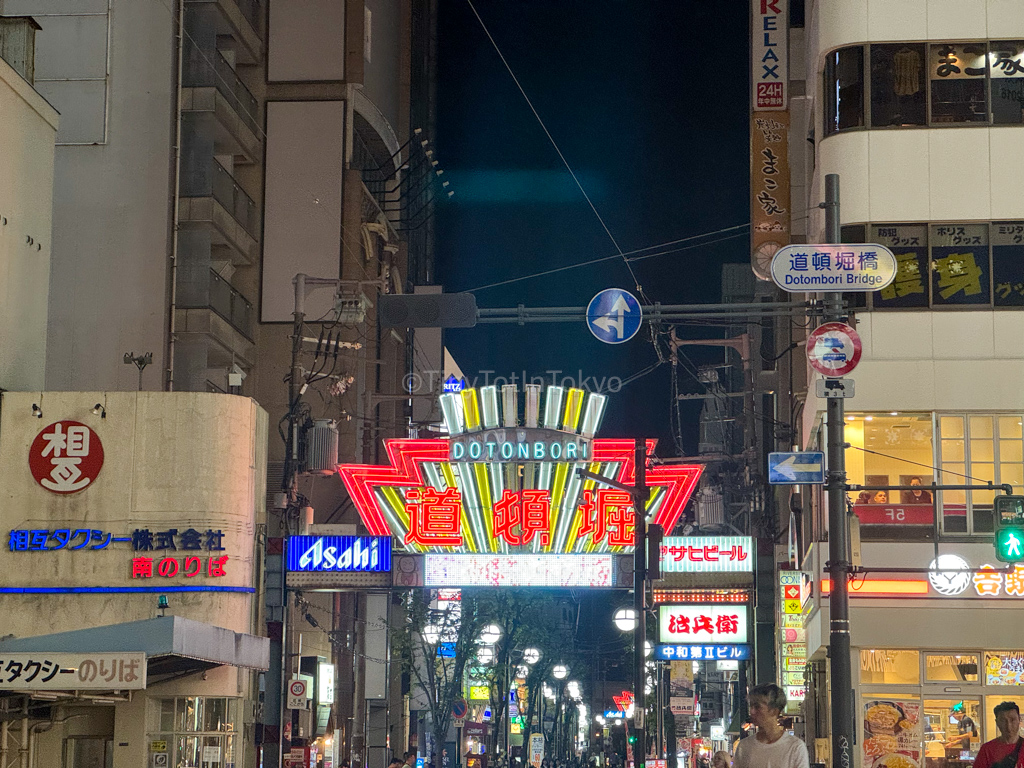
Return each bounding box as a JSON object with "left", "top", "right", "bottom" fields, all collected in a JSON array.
[
  {"left": 380, "top": 487, "right": 420, "bottom": 552},
  {"left": 474, "top": 462, "right": 496, "bottom": 548},
  {"left": 562, "top": 388, "right": 585, "bottom": 432},
  {"left": 556, "top": 470, "right": 583, "bottom": 553},
  {"left": 455, "top": 463, "right": 490, "bottom": 553},
  {"left": 461, "top": 388, "right": 482, "bottom": 432}
]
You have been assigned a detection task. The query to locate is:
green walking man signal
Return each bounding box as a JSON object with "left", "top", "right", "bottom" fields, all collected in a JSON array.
[{"left": 994, "top": 496, "right": 1024, "bottom": 563}]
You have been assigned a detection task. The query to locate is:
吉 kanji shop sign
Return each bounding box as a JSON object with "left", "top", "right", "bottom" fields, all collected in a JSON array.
[
  {"left": 28, "top": 421, "right": 104, "bottom": 494},
  {"left": 337, "top": 386, "right": 702, "bottom": 554},
  {"left": 659, "top": 605, "right": 749, "bottom": 644}
]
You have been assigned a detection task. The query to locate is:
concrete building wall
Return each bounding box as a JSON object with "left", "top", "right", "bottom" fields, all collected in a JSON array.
[
  {"left": 0, "top": 52, "right": 58, "bottom": 391},
  {"left": 5, "top": 0, "right": 177, "bottom": 392},
  {"left": 0, "top": 391, "right": 267, "bottom": 639}
]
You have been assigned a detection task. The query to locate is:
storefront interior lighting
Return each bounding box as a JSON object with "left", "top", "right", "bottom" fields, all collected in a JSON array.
[
  {"left": 821, "top": 578, "right": 929, "bottom": 595},
  {"left": 652, "top": 589, "right": 749, "bottom": 604}
]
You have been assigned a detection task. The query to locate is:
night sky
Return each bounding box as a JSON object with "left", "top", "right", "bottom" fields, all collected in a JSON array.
[{"left": 435, "top": 0, "right": 750, "bottom": 455}]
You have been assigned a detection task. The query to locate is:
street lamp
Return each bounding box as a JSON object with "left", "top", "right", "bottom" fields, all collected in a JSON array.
[
  {"left": 523, "top": 647, "right": 541, "bottom": 664},
  {"left": 644, "top": 640, "right": 653, "bottom": 657},
  {"left": 566, "top": 681, "right": 581, "bottom": 700},
  {"left": 477, "top": 646, "right": 495, "bottom": 664},
  {"left": 478, "top": 624, "right": 502, "bottom": 644},
  {"left": 613, "top": 607, "right": 638, "bottom": 632},
  {"left": 552, "top": 664, "right": 569, "bottom": 680}
]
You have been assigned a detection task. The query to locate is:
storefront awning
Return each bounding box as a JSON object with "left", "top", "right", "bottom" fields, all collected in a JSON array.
[{"left": 0, "top": 615, "right": 270, "bottom": 682}]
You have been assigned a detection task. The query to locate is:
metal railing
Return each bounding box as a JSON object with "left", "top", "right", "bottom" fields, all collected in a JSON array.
[
  {"left": 234, "top": 0, "right": 261, "bottom": 34},
  {"left": 211, "top": 161, "right": 259, "bottom": 238},
  {"left": 183, "top": 44, "right": 260, "bottom": 136},
  {"left": 209, "top": 270, "right": 254, "bottom": 339}
]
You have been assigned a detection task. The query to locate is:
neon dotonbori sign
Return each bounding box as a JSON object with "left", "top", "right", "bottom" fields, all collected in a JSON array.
[{"left": 338, "top": 385, "right": 702, "bottom": 555}]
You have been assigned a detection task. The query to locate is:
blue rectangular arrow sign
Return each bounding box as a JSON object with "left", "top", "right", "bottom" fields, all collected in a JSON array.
[{"left": 768, "top": 452, "right": 825, "bottom": 485}]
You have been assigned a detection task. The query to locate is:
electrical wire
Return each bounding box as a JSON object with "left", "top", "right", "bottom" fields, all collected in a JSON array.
[
  {"left": 464, "top": 226, "right": 749, "bottom": 293},
  {"left": 464, "top": 0, "right": 647, "bottom": 299},
  {"left": 847, "top": 445, "right": 993, "bottom": 484}
]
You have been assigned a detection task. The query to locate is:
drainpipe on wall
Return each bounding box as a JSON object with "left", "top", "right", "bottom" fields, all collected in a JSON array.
[{"left": 165, "top": 0, "right": 185, "bottom": 390}]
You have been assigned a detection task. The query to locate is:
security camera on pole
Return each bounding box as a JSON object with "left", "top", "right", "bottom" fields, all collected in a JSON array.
[{"left": 768, "top": 174, "right": 899, "bottom": 768}]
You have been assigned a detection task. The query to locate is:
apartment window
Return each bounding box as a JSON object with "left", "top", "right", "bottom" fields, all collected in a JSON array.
[
  {"left": 990, "top": 41, "right": 1024, "bottom": 123},
  {"left": 825, "top": 46, "right": 864, "bottom": 135},
  {"left": 871, "top": 44, "right": 927, "bottom": 127},
  {"left": 938, "top": 415, "right": 1024, "bottom": 534}
]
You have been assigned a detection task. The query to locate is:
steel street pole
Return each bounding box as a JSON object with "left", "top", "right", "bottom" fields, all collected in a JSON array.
[
  {"left": 632, "top": 437, "right": 650, "bottom": 767},
  {"left": 822, "top": 173, "right": 854, "bottom": 768}
]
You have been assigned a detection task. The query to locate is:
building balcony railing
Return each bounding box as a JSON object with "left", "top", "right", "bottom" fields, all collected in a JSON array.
[
  {"left": 210, "top": 161, "right": 258, "bottom": 238},
  {"left": 209, "top": 269, "right": 253, "bottom": 339},
  {"left": 184, "top": 48, "right": 259, "bottom": 137},
  {"left": 185, "top": 0, "right": 262, "bottom": 61}
]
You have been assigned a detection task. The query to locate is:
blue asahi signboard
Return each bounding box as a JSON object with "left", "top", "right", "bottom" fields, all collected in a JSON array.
[{"left": 287, "top": 535, "right": 391, "bottom": 573}]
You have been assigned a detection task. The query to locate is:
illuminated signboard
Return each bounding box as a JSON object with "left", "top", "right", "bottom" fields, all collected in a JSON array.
[
  {"left": 286, "top": 536, "right": 391, "bottom": 573},
  {"left": 654, "top": 644, "right": 750, "bottom": 661},
  {"left": 660, "top": 536, "right": 753, "bottom": 573},
  {"left": 337, "top": 386, "right": 702, "bottom": 555},
  {"left": 424, "top": 554, "right": 614, "bottom": 587},
  {"left": 659, "top": 605, "right": 748, "bottom": 644},
  {"left": 469, "top": 685, "right": 490, "bottom": 700}
]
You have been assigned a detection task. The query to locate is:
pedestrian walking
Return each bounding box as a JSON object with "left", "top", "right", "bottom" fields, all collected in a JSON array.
[
  {"left": 974, "top": 702, "right": 1024, "bottom": 768},
  {"left": 732, "top": 684, "right": 808, "bottom": 768}
]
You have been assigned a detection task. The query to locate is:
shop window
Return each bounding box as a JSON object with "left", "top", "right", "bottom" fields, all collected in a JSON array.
[
  {"left": 930, "top": 43, "right": 989, "bottom": 123},
  {"left": 939, "top": 416, "right": 1024, "bottom": 534},
  {"left": 872, "top": 44, "right": 927, "bottom": 127},
  {"left": 993, "top": 224, "right": 1024, "bottom": 307},
  {"left": 863, "top": 696, "right": 924, "bottom": 768},
  {"left": 924, "top": 699, "right": 981, "bottom": 768},
  {"left": 990, "top": 42, "right": 1024, "bottom": 124},
  {"left": 872, "top": 225, "right": 929, "bottom": 309},
  {"left": 984, "top": 696, "right": 1024, "bottom": 742},
  {"left": 825, "top": 46, "right": 864, "bottom": 135},
  {"left": 931, "top": 226, "right": 990, "bottom": 307},
  {"left": 845, "top": 414, "right": 935, "bottom": 537},
  {"left": 984, "top": 652, "right": 1024, "bottom": 686},
  {"left": 861, "top": 649, "right": 921, "bottom": 684},
  {"left": 926, "top": 654, "right": 980, "bottom": 682},
  {"left": 147, "top": 697, "right": 238, "bottom": 768}
]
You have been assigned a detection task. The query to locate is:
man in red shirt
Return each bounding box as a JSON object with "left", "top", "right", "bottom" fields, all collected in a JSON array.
[{"left": 975, "top": 702, "right": 1024, "bottom": 768}]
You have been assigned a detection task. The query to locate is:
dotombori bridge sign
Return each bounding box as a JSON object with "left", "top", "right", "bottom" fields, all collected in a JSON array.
[{"left": 335, "top": 385, "right": 703, "bottom": 587}]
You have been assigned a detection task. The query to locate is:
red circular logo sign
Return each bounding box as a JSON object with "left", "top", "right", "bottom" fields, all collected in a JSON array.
[
  {"left": 806, "top": 322, "right": 862, "bottom": 377},
  {"left": 28, "top": 421, "right": 104, "bottom": 494}
]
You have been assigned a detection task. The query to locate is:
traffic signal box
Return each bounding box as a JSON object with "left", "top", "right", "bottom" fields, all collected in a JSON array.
[{"left": 994, "top": 496, "right": 1024, "bottom": 563}]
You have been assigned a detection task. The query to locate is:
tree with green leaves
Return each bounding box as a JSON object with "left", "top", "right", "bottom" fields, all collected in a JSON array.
[{"left": 393, "top": 590, "right": 485, "bottom": 764}]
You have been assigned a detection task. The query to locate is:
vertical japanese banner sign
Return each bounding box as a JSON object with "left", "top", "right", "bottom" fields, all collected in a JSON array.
[
  {"left": 751, "top": 111, "right": 791, "bottom": 280},
  {"left": 751, "top": 0, "right": 789, "bottom": 280},
  {"left": 669, "top": 660, "right": 695, "bottom": 747},
  {"left": 862, "top": 699, "right": 923, "bottom": 768}
]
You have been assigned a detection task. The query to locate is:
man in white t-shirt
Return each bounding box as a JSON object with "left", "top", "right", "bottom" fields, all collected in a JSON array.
[{"left": 732, "top": 684, "right": 810, "bottom": 768}]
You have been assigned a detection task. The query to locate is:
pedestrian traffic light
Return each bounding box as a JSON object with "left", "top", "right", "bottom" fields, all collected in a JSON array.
[
  {"left": 994, "top": 496, "right": 1024, "bottom": 563},
  {"left": 627, "top": 734, "right": 637, "bottom": 745}
]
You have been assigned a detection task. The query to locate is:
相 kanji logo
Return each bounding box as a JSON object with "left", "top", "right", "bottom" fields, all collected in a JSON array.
[{"left": 29, "top": 421, "right": 104, "bottom": 494}]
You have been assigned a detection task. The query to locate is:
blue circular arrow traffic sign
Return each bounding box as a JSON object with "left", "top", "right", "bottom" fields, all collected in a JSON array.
[{"left": 586, "top": 288, "right": 643, "bottom": 344}]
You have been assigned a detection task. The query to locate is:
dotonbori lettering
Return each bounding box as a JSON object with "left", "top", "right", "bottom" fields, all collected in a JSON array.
[
  {"left": 449, "top": 435, "right": 591, "bottom": 462},
  {"left": 298, "top": 537, "right": 382, "bottom": 571}
]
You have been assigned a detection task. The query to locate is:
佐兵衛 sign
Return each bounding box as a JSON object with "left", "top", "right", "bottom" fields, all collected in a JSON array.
[
  {"left": 28, "top": 421, "right": 104, "bottom": 494},
  {"left": 286, "top": 535, "right": 391, "bottom": 573},
  {"left": 337, "top": 386, "right": 701, "bottom": 555},
  {"left": 660, "top": 536, "right": 753, "bottom": 573},
  {"left": 659, "top": 605, "right": 748, "bottom": 644}
]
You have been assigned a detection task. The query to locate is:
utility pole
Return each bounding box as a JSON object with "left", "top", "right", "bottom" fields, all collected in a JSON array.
[
  {"left": 632, "top": 437, "right": 649, "bottom": 767},
  {"left": 822, "top": 174, "right": 854, "bottom": 768},
  {"left": 576, "top": 437, "right": 650, "bottom": 767}
]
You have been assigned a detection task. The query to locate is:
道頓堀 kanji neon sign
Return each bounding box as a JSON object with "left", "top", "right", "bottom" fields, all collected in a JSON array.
[{"left": 338, "top": 385, "right": 702, "bottom": 554}]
